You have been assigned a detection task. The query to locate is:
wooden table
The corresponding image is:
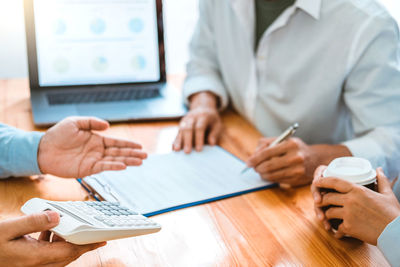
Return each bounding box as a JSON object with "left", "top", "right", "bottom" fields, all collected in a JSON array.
[{"left": 0, "top": 78, "right": 389, "bottom": 266}]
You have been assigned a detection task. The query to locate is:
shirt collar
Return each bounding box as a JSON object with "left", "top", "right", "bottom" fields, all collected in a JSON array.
[
  {"left": 230, "top": 0, "right": 322, "bottom": 21},
  {"left": 295, "top": 0, "right": 322, "bottom": 20}
]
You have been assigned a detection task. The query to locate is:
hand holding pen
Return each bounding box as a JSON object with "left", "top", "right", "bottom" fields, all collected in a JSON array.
[
  {"left": 241, "top": 123, "right": 299, "bottom": 174},
  {"left": 244, "top": 122, "right": 353, "bottom": 187},
  {"left": 243, "top": 123, "right": 323, "bottom": 186}
]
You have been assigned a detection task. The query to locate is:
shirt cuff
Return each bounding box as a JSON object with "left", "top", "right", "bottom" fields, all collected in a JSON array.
[
  {"left": 9, "top": 131, "right": 44, "bottom": 177},
  {"left": 183, "top": 75, "right": 229, "bottom": 111},
  {"left": 342, "top": 133, "right": 386, "bottom": 171},
  {"left": 378, "top": 216, "right": 400, "bottom": 265}
]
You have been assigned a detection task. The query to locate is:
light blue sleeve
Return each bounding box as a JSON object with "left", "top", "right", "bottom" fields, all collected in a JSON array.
[
  {"left": 378, "top": 216, "right": 400, "bottom": 266},
  {"left": 0, "top": 123, "right": 44, "bottom": 178}
]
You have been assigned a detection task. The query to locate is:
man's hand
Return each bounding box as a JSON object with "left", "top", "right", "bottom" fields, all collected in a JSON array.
[
  {"left": 313, "top": 168, "right": 400, "bottom": 245},
  {"left": 0, "top": 211, "right": 105, "bottom": 267},
  {"left": 246, "top": 138, "right": 351, "bottom": 187},
  {"left": 173, "top": 92, "right": 222, "bottom": 153},
  {"left": 38, "top": 117, "right": 147, "bottom": 178},
  {"left": 310, "top": 166, "right": 331, "bottom": 230}
]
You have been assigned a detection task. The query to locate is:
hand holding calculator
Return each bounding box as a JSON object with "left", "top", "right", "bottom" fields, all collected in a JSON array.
[{"left": 21, "top": 198, "right": 161, "bottom": 245}]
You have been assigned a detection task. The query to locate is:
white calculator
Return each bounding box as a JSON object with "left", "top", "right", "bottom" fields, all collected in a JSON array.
[{"left": 21, "top": 198, "right": 161, "bottom": 245}]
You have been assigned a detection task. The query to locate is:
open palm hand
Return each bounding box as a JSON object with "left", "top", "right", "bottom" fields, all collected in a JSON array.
[{"left": 37, "top": 117, "right": 147, "bottom": 178}]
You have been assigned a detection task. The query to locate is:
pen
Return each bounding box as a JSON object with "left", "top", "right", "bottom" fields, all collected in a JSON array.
[
  {"left": 92, "top": 176, "right": 121, "bottom": 203},
  {"left": 241, "top": 123, "right": 299, "bottom": 174}
]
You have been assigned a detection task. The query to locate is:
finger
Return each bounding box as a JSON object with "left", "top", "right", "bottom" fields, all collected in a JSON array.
[
  {"left": 314, "top": 206, "right": 325, "bottom": 221},
  {"left": 1, "top": 211, "right": 60, "bottom": 240},
  {"left": 376, "top": 168, "right": 392, "bottom": 194},
  {"left": 324, "top": 207, "right": 344, "bottom": 220},
  {"left": 39, "top": 231, "right": 52, "bottom": 241},
  {"left": 313, "top": 165, "right": 327, "bottom": 181},
  {"left": 194, "top": 116, "right": 208, "bottom": 151},
  {"left": 254, "top": 151, "right": 303, "bottom": 174},
  {"left": 208, "top": 121, "right": 222, "bottom": 146},
  {"left": 334, "top": 230, "right": 345, "bottom": 239},
  {"left": 104, "top": 148, "right": 147, "bottom": 159},
  {"left": 270, "top": 174, "right": 309, "bottom": 187},
  {"left": 259, "top": 165, "right": 304, "bottom": 183},
  {"left": 72, "top": 117, "right": 110, "bottom": 131},
  {"left": 335, "top": 225, "right": 346, "bottom": 238},
  {"left": 319, "top": 192, "right": 345, "bottom": 207},
  {"left": 52, "top": 235, "right": 66, "bottom": 242},
  {"left": 181, "top": 118, "right": 195, "bottom": 154},
  {"left": 323, "top": 219, "right": 331, "bottom": 231},
  {"left": 247, "top": 139, "right": 295, "bottom": 167},
  {"left": 38, "top": 241, "right": 106, "bottom": 265},
  {"left": 173, "top": 131, "right": 183, "bottom": 151},
  {"left": 315, "top": 177, "right": 354, "bottom": 194},
  {"left": 92, "top": 161, "right": 126, "bottom": 174},
  {"left": 102, "top": 156, "right": 144, "bottom": 165},
  {"left": 391, "top": 177, "right": 398, "bottom": 189},
  {"left": 311, "top": 166, "right": 327, "bottom": 204},
  {"left": 103, "top": 137, "right": 143, "bottom": 150},
  {"left": 123, "top": 157, "right": 144, "bottom": 166}
]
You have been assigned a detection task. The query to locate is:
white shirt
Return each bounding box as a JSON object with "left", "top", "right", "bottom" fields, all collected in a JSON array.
[{"left": 183, "top": 0, "right": 400, "bottom": 177}]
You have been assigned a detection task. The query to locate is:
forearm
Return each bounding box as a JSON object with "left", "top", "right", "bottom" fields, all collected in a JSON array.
[
  {"left": 0, "top": 125, "right": 43, "bottom": 178},
  {"left": 310, "top": 144, "right": 352, "bottom": 166},
  {"left": 183, "top": 0, "right": 229, "bottom": 111},
  {"left": 378, "top": 216, "right": 400, "bottom": 265}
]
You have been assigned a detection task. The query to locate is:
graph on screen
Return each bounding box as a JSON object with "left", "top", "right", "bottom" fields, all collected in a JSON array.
[{"left": 33, "top": 0, "right": 160, "bottom": 86}]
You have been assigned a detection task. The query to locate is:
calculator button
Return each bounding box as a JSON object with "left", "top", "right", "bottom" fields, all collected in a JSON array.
[
  {"left": 103, "top": 210, "right": 114, "bottom": 216},
  {"left": 94, "top": 216, "right": 105, "bottom": 222},
  {"left": 126, "top": 210, "right": 138, "bottom": 215},
  {"left": 103, "top": 220, "right": 115, "bottom": 227}
]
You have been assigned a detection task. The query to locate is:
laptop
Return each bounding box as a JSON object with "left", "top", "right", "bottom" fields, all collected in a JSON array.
[{"left": 24, "top": 0, "right": 187, "bottom": 127}]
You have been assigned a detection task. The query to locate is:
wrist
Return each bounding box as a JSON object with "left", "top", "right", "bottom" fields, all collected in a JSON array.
[
  {"left": 310, "top": 144, "right": 352, "bottom": 166},
  {"left": 189, "top": 91, "right": 219, "bottom": 110},
  {"left": 37, "top": 134, "right": 49, "bottom": 175},
  {"left": 385, "top": 206, "right": 400, "bottom": 228}
]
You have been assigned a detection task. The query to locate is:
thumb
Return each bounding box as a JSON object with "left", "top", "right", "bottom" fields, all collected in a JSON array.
[
  {"left": 74, "top": 117, "right": 110, "bottom": 131},
  {"left": 1, "top": 211, "right": 60, "bottom": 240},
  {"left": 377, "top": 167, "right": 392, "bottom": 194}
]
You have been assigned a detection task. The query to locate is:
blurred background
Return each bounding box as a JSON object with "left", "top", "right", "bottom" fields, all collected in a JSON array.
[{"left": 0, "top": 0, "right": 398, "bottom": 79}]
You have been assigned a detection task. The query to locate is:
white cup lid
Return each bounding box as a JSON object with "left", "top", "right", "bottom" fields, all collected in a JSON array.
[{"left": 323, "top": 157, "right": 376, "bottom": 185}]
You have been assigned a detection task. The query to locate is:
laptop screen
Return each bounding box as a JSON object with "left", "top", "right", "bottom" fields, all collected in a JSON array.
[{"left": 33, "top": 0, "right": 161, "bottom": 87}]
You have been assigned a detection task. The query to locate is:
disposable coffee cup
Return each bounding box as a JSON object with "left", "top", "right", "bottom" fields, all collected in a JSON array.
[{"left": 321, "top": 157, "right": 377, "bottom": 231}]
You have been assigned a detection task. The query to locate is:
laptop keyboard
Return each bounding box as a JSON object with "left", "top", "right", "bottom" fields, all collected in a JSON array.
[{"left": 47, "top": 88, "right": 160, "bottom": 105}]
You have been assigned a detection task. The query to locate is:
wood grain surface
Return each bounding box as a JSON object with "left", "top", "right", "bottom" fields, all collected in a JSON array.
[{"left": 0, "top": 77, "right": 389, "bottom": 266}]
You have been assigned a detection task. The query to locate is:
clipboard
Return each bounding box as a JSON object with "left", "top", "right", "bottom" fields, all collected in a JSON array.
[{"left": 78, "top": 146, "right": 277, "bottom": 217}]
